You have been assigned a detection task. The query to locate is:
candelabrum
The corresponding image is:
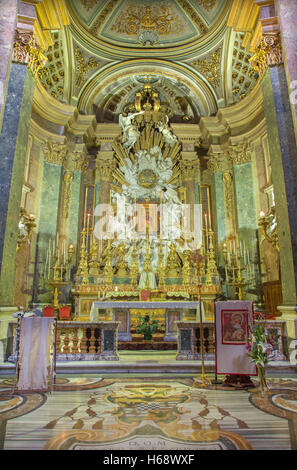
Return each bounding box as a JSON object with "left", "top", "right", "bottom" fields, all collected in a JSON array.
[
  {"left": 130, "top": 237, "right": 140, "bottom": 288},
  {"left": 157, "top": 240, "right": 166, "bottom": 288},
  {"left": 45, "top": 236, "right": 74, "bottom": 309},
  {"left": 190, "top": 248, "right": 211, "bottom": 387},
  {"left": 205, "top": 229, "right": 219, "bottom": 285},
  {"left": 223, "top": 238, "right": 255, "bottom": 300},
  {"left": 258, "top": 207, "right": 279, "bottom": 252}
]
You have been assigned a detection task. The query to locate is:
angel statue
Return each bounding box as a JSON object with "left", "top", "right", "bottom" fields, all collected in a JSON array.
[
  {"left": 119, "top": 110, "right": 144, "bottom": 152},
  {"left": 157, "top": 115, "right": 178, "bottom": 147}
]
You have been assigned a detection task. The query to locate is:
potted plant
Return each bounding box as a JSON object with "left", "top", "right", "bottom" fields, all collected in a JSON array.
[
  {"left": 136, "top": 315, "right": 160, "bottom": 341},
  {"left": 246, "top": 319, "right": 278, "bottom": 393}
]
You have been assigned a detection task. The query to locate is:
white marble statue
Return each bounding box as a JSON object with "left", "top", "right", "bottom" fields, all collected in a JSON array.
[
  {"left": 157, "top": 116, "right": 178, "bottom": 147},
  {"left": 119, "top": 111, "right": 144, "bottom": 152}
]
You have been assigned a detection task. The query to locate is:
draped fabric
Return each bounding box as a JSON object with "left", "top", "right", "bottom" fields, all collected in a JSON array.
[
  {"left": 17, "top": 317, "right": 55, "bottom": 391},
  {"left": 215, "top": 300, "right": 256, "bottom": 376}
]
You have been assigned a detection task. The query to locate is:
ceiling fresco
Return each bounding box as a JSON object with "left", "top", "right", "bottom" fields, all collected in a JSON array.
[{"left": 37, "top": 0, "right": 259, "bottom": 122}]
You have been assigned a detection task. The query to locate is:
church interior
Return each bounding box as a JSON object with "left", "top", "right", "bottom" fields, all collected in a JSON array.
[{"left": 0, "top": 0, "right": 297, "bottom": 453}]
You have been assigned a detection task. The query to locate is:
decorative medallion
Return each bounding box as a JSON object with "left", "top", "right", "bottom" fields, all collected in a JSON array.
[{"left": 137, "top": 169, "right": 158, "bottom": 188}]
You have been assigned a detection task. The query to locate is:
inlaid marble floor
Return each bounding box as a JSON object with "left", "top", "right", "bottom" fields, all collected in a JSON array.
[{"left": 1, "top": 374, "right": 297, "bottom": 451}]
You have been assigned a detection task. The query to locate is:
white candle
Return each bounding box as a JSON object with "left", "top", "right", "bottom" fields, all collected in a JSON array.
[
  {"left": 204, "top": 213, "right": 208, "bottom": 232},
  {"left": 225, "top": 265, "right": 228, "bottom": 282}
]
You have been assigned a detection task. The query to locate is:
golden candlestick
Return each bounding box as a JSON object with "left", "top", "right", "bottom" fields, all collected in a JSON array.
[
  {"left": 224, "top": 236, "right": 254, "bottom": 300},
  {"left": 190, "top": 249, "right": 211, "bottom": 388}
]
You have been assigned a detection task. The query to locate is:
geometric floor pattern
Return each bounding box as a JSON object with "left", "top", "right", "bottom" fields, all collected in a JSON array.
[{"left": 1, "top": 375, "right": 297, "bottom": 451}]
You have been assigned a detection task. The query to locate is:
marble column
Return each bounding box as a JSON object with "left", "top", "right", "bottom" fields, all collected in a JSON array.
[
  {"left": 0, "top": 62, "right": 35, "bottom": 305},
  {"left": 0, "top": 0, "right": 18, "bottom": 132},
  {"left": 276, "top": 0, "right": 297, "bottom": 137},
  {"left": 261, "top": 59, "right": 297, "bottom": 339}
]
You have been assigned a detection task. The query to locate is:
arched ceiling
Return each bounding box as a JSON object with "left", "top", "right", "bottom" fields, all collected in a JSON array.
[{"left": 37, "top": 0, "right": 260, "bottom": 124}]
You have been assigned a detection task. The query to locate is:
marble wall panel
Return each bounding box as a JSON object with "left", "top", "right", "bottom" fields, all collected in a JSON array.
[{"left": 68, "top": 171, "right": 82, "bottom": 248}]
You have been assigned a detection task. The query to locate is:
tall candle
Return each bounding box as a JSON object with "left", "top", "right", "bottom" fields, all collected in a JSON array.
[
  {"left": 87, "top": 213, "right": 90, "bottom": 233},
  {"left": 204, "top": 213, "right": 208, "bottom": 232}
]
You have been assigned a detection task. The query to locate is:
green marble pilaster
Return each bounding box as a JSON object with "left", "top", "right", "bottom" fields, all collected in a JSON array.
[
  {"left": 69, "top": 171, "right": 82, "bottom": 253},
  {"left": 39, "top": 162, "right": 62, "bottom": 239},
  {"left": 0, "top": 64, "right": 35, "bottom": 305},
  {"left": 214, "top": 172, "right": 226, "bottom": 244},
  {"left": 261, "top": 68, "right": 297, "bottom": 306},
  {"left": 233, "top": 163, "right": 258, "bottom": 231}
]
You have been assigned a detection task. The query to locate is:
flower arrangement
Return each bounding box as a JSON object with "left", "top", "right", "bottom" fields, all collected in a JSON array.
[
  {"left": 136, "top": 315, "right": 160, "bottom": 341},
  {"left": 246, "top": 318, "right": 279, "bottom": 392}
]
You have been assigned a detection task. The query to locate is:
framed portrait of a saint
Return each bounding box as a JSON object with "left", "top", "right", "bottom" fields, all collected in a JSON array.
[
  {"left": 215, "top": 301, "right": 256, "bottom": 376},
  {"left": 221, "top": 309, "right": 248, "bottom": 345}
]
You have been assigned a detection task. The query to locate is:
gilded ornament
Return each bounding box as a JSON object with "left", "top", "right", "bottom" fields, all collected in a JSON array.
[
  {"left": 249, "top": 34, "right": 283, "bottom": 78},
  {"left": 62, "top": 171, "right": 73, "bottom": 219},
  {"left": 74, "top": 46, "right": 101, "bottom": 88},
  {"left": 222, "top": 170, "right": 234, "bottom": 217},
  {"left": 227, "top": 142, "right": 251, "bottom": 166},
  {"left": 207, "top": 153, "right": 224, "bottom": 173},
  {"left": 191, "top": 47, "right": 222, "bottom": 88},
  {"left": 43, "top": 141, "right": 67, "bottom": 165},
  {"left": 110, "top": 3, "right": 184, "bottom": 37},
  {"left": 13, "top": 30, "right": 47, "bottom": 78}
]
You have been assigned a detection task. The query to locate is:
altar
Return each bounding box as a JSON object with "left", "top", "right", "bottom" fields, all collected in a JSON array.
[{"left": 90, "top": 301, "right": 202, "bottom": 348}]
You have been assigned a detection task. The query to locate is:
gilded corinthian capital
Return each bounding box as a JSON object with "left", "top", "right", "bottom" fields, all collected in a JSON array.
[
  {"left": 13, "top": 30, "right": 47, "bottom": 77},
  {"left": 96, "top": 156, "right": 116, "bottom": 182},
  {"left": 249, "top": 33, "right": 283, "bottom": 77},
  {"left": 180, "top": 157, "right": 200, "bottom": 181},
  {"left": 207, "top": 153, "right": 225, "bottom": 174},
  {"left": 227, "top": 142, "right": 251, "bottom": 166}
]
